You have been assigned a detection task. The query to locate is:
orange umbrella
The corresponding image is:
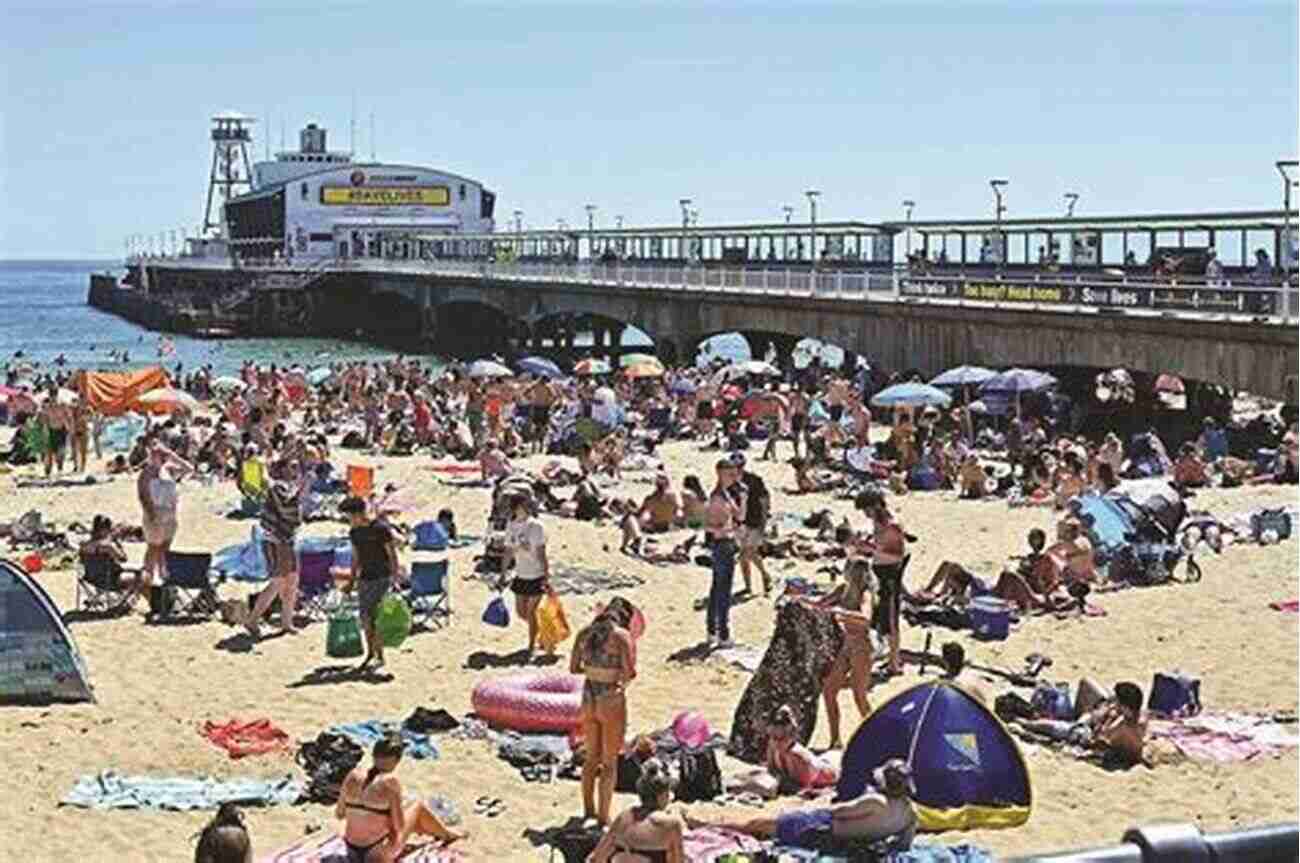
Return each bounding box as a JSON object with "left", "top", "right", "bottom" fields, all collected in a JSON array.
[
  {"left": 131, "top": 387, "right": 200, "bottom": 415},
  {"left": 624, "top": 363, "right": 663, "bottom": 379}
]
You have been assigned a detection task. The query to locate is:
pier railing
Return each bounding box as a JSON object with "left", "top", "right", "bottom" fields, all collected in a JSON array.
[{"left": 130, "top": 254, "right": 1298, "bottom": 323}]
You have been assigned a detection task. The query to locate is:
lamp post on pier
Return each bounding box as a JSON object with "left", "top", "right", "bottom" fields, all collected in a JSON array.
[
  {"left": 513, "top": 209, "right": 523, "bottom": 258},
  {"left": 805, "top": 190, "right": 820, "bottom": 267},
  {"left": 1278, "top": 160, "right": 1297, "bottom": 283},
  {"left": 679, "top": 198, "right": 692, "bottom": 263},
  {"left": 989, "top": 179, "right": 1009, "bottom": 271},
  {"left": 585, "top": 204, "right": 597, "bottom": 260},
  {"left": 902, "top": 199, "right": 915, "bottom": 258}
]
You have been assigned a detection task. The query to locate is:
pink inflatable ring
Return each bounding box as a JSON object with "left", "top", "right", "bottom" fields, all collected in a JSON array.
[{"left": 471, "top": 672, "right": 583, "bottom": 733}]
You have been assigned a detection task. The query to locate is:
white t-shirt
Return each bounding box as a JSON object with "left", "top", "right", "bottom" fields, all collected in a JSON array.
[{"left": 506, "top": 516, "right": 546, "bottom": 581}]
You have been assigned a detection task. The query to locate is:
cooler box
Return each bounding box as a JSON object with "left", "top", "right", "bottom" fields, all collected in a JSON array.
[{"left": 968, "top": 597, "right": 1011, "bottom": 640}]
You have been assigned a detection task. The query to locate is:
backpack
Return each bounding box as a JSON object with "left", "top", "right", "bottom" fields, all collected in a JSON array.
[
  {"left": 675, "top": 748, "right": 722, "bottom": 802},
  {"left": 1250, "top": 509, "right": 1292, "bottom": 542},
  {"left": 1148, "top": 672, "right": 1202, "bottom": 718},
  {"left": 295, "top": 732, "right": 363, "bottom": 804},
  {"left": 1031, "top": 682, "right": 1074, "bottom": 720}
]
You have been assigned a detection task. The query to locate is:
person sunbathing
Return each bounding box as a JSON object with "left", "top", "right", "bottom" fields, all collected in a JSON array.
[
  {"left": 1172, "top": 444, "right": 1209, "bottom": 488},
  {"left": 587, "top": 757, "right": 685, "bottom": 863},
  {"left": 1016, "top": 681, "right": 1148, "bottom": 765},
  {"left": 638, "top": 473, "right": 681, "bottom": 532},
  {"left": 478, "top": 444, "right": 513, "bottom": 483},
  {"left": 914, "top": 561, "right": 989, "bottom": 606},
  {"left": 764, "top": 705, "right": 838, "bottom": 790},
  {"left": 686, "top": 758, "right": 917, "bottom": 852},
  {"left": 787, "top": 457, "right": 846, "bottom": 494}
]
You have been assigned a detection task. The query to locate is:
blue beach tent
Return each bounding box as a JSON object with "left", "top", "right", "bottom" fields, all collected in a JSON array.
[
  {"left": 0, "top": 558, "right": 95, "bottom": 703},
  {"left": 837, "top": 682, "right": 1030, "bottom": 831}
]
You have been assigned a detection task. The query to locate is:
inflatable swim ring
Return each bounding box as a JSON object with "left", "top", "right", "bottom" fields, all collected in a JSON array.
[{"left": 472, "top": 672, "right": 583, "bottom": 733}]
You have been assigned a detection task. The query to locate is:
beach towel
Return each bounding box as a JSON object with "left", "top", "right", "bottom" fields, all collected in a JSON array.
[
  {"left": 681, "top": 827, "right": 764, "bottom": 861},
  {"left": 768, "top": 840, "right": 995, "bottom": 863},
  {"left": 259, "top": 834, "right": 465, "bottom": 863},
  {"left": 544, "top": 566, "right": 646, "bottom": 596},
  {"left": 1148, "top": 712, "right": 1300, "bottom": 763},
  {"left": 201, "top": 719, "right": 291, "bottom": 759},
  {"left": 328, "top": 720, "right": 439, "bottom": 760},
  {"left": 61, "top": 771, "right": 301, "bottom": 811},
  {"left": 426, "top": 463, "right": 482, "bottom": 475},
  {"left": 1269, "top": 599, "right": 1299, "bottom": 613}
]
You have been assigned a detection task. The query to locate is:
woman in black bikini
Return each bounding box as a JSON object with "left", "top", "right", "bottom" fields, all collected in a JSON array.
[
  {"left": 336, "top": 735, "right": 405, "bottom": 863},
  {"left": 800, "top": 560, "right": 876, "bottom": 749},
  {"left": 587, "top": 757, "right": 685, "bottom": 863},
  {"left": 570, "top": 602, "right": 636, "bottom": 826}
]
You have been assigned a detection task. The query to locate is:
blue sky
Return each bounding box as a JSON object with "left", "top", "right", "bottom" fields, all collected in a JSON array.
[{"left": 2, "top": 0, "right": 1296, "bottom": 258}]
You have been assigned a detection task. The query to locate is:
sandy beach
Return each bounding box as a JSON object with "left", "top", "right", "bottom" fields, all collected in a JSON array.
[{"left": 3, "top": 436, "right": 1297, "bottom": 862}]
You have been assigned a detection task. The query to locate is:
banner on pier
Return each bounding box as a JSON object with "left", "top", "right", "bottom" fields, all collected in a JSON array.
[{"left": 320, "top": 186, "right": 450, "bottom": 206}]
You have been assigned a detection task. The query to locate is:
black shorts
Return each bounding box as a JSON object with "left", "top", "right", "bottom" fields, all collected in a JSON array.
[
  {"left": 696, "top": 402, "right": 713, "bottom": 420},
  {"left": 791, "top": 413, "right": 807, "bottom": 432},
  {"left": 510, "top": 577, "right": 546, "bottom": 597},
  {"left": 828, "top": 405, "right": 844, "bottom": 423},
  {"left": 531, "top": 404, "right": 551, "bottom": 429},
  {"left": 49, "top": 428, "right": 69, "bottom": 452},
  {"left": 872, "top": 561, "right": 904, "bottom": 637}
]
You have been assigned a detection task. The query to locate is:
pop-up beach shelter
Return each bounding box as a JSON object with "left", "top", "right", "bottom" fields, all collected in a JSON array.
[
  {"left": 836, "top": 681, "right": 1030, "bottom": 830},
  {"left": 0, "top": 559, "right": 95, "bottom": 703}
]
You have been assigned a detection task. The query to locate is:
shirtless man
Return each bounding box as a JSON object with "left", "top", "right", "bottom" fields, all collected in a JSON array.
[
  {"left": 527, "top": 377, "right": 559, "bottom": 454},
  {"left": 849, "top": 398, "right": 872, "bottom": 449},
  {"left": 825, "top": 375, "right": 852, "bottom": 425},
  {"left": 1018, "top": 681, "right": 1148, "bottom": 765},
  {"left": 787, "top": 387, "right": 809, "bottom": 458},
  {"left": 693, "top": 380, "right": 718, "bottom": 440},
  {"left": 638, "top": 473, "right": 680, "bottom": 532},
  {"left": 39, "top": 386, "right": 73, "bottom": 477},
  {"left": 1046, "top": 518, "right": 1095, "bottom": 585},
  {"left": 69, "top": 397, "right": 92, "bottom": 473}
]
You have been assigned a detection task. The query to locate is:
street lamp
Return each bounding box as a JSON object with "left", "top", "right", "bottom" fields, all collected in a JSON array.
[
  {"left": 902, "top": 199, "right": 915, "bottom": 256},
  {"left": 805, "top": 189, "right": 820, "bottom": 266},
  {"left": 679, "top": 198, "right": 692, "bottom": 263},
  {"left": 989, "top": 179, "right": 1009, "bottom": 268},
  {"left": 1064, "top": 192, "right": 1079, "bottom": 218},
  {"left": 615, "top": 215, "right": 623, "bottom": 230},
  {"left": 1278, "top": 160, "right": 1297, "bottom": 281},
  {"left": 585, "top": 204, "right": 597, "bottom": 259}
]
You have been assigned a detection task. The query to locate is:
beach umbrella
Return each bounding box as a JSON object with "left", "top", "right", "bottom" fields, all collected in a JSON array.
[
  {"left": 669, "top": 377, "right": 697, "bottom": 395},
  {"left": 132, "top": 387, "right": 200, "bottom": 415},
  {"left": 870, "top": 382, "right": 953, "bottom": 408},
  {"left": 467, "top": 359, "right": 513, "bottom": 379},
  {"left": 979, "top": 368, "right": 1057, "bottom": 395},
  {"left": 715, "top": 360, "right": 780, "bottom": 383},
  {"left": 1154, "top": 373, "right": 1185, "bottom": 394},
  {"left": 619, "top": 352, "right": 661, "bottom": 369},
  {"left": 211, "top": 376, "right": 247, "bottom": 392},
  {"left": 516, "top": 356, "right": 564, "bottom": 379},
  {"left": 929, "top": 365, "right": 996, "bottom": 388},
  {"left": 574, "top": 358, "right": 612, "bottom": 376},
  {"left": 306, "top": 367, "right": 334, "bottom": 386},
  {"left": 624, "top": 363, "right": 663, "bottom": 379}
]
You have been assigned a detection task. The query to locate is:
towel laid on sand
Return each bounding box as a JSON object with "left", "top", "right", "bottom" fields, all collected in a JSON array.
[
  {"left": 770, "top": 841, "right": 995, "bottom": 863},
  {"left": 259, "top": 834, "right": 465, "bottom": 863},
  {"left": 329, "top": 720, "right": 439, "bottom": 760},
  {"left": 61, "top": 771, "right": 301, "bottom": 811},
  {"left": 1149, "top": 712, "right": 1300, "bottom": 763},
  {"left": 201, "top": 719, "right": 291, "bottom": 759},
  {"left": 1269, "top": 599, "right": 1299, "bottom": 613}
]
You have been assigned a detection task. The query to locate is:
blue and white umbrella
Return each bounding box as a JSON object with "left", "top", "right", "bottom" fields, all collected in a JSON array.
[
  {"left": 980, "top": 368, "right": 1057, "bottom": 394},
  {"left": 307, "top": 366, "right": 334, "bottom": 386},
  {"left": 468, "top": 359, "right": 514, "bottom": 379},
  {"left": 516, "top": 356, "right": 564, "bottom": 379},
  {"left": 870, "top": 382, "right": 952, "bottom": 408},
  {"left": 929, "top": 365, "right": 996, "bottom": 388}
]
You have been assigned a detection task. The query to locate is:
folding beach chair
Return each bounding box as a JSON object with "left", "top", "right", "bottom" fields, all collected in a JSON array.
[
  {"left": 157, "top": 551, "right": 220, "bottom": 620},
  {"left": 347, "top": 464, "right": 374, "bottom": 499},
  {"left": 76, "top": 556, "right": 139, "bottom": 613},
  {"left": 406, "top": 558, "right": 451, "bottom": 629},
  {"left": 297, "top": 549, "right": 338, "bottom": 620}
]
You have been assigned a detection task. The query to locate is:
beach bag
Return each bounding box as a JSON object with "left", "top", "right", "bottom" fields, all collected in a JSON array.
[
  {"left": 375, "top": 595, "right": 412, "bottom": 648},
  {"left": 615, "top": 752, "right": 644, "bottom": 793},
  {"left": 326, "top": 612, "right": 364, "bottom": 658},
  {"left": 1250, "top": 508, "right": 1292, "bottom": 542},
  {"left": 536, "top": 593, "right": 572, "bottom": 652},
  {"left": 1148, "top": 672, "right": 1201, "bottom": 718},
  {"left": 296, "top": 732, "right": 363, "bottom": 804},
  {"left": 482, "top": 594, "right": 510, "bottom": 627},
  {"left": 548, "top": 825, "right": 602, "bottom": 863},
  {"left": 675, "top": 748, "right": 722, "bottom": 803},
  {"left": 1032, "top": 682, "right": 1074, "bottom": 720}
]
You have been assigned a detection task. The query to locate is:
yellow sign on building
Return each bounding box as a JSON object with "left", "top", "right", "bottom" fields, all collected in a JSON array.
[{"left": 320, "top": 186, "right": 450, "bottom": 206}]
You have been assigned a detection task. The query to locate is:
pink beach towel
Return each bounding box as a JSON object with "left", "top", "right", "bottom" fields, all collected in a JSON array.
[
  {"left": 682, "top": 827, "right": 765, "bottom": 862},
  {"left": 1269, "top": 599, "right": 1299, "bottom": 613},
  {"left": 259, "top": 835, "right": 465, "bottom": 863},
  {"left": 1148, "top": 712, "right": 1300, "bottom": 763}
]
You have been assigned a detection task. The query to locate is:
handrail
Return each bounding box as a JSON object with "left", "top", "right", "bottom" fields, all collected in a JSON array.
[{"left": 1004, "top": 821, "right": 1297, "bottom": 863}]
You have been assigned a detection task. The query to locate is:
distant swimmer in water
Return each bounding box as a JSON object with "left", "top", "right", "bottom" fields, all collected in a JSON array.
[
  {"left": 54, "top": 354, "right": 67, "bottom": 366},
  {"left": 13, "top": 350, "right": 23, "bottom": 359}
]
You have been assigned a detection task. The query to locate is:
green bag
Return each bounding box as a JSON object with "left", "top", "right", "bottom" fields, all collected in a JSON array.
[
  {"left": 376, "top": 594, "right": 412, "bottom": 648},
  {"left": 326, "top": 612, "right": 364, "bottom": 658}
]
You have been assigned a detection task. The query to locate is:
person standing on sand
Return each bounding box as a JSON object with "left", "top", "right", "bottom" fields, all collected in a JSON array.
[
  {"left": 570, "top": 603, "right": 636, "bottom": 826},
  {"left": 137, "top": 442, "right": 193, "bottom": 607},
  {"left": 504, "top": 491, "right": 550, "bottom": 657},
  {"left": 341, "top": 496, "right": 400, "bottom": 670},
  {"left": 855, "top": 489, "right": 908, "bottom": 676},
  {"left": 246, "top": 458, "right": 310, "bottom": 639},
  {"left": 704, "top": 458, "right": 743, "bottom": 648},
  {"left": 39, "top": 384, "right": 72, "bottom": 477}
]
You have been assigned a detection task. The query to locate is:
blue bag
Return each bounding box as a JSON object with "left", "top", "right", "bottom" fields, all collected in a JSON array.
[
  {"left": 1148, "top": 672, "right": 1201, "bottom": 718},
  {"left": 1031, "top": 682, "right": 1074, "bottom": 720},
  {"left": 482, "top": 594, "right": 510, "bottom": 627}
]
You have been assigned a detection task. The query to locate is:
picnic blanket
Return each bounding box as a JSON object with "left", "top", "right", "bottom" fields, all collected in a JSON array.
[
  {"left": 328, "top": 720, "right": 439, "bottom": 760},
  {"left": 259, "top": 834, "right": 465, "bottom": 863},
  {"left": 61, "top": 770, "right": 301, "bottom": 810},
  {"left": 547, "top": 566, "right": 646, "bottom": 595},
  {"left": 201, "top": 719, "right": 291, "bottom": 759},
  {"left": 1148, "top": 712, "right": 1300, "bottom": 763}
]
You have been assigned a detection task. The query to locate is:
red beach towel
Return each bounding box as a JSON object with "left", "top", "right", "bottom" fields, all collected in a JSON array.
[{"left": 201, "top": 719, "right": 291, "bottom": 759}]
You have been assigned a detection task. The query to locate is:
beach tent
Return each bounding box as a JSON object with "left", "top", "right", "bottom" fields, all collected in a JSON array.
[
  {"left": 71, "top": 367, "right": 170, "bottom": 416},
  {"left": 0, "top": 558, "right": 95, "bottom": 703},
  {"left": 837, "top": 682, "right": 1030, "bottom": 831}
]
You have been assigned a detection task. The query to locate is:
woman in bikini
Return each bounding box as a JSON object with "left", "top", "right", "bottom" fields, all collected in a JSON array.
[
  {"left": 570, "top": 603, "right": 636, "bottom": 826},
  {"left": 800, "top": 560, "right": 875, "bottom": 749},
  {"left": 586, "top": 757, "right": 685, "bottom": 863},
  {"left": 678, "top": 475, "right": 708, "bottom": 529},
  {"left": 337, "top": 735, "right": 406, "bottom": 863}
]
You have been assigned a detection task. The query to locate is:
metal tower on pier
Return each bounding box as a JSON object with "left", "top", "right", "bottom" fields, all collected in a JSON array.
[{"left": 202, "top": 112, "right": 255, "bottom": 236}]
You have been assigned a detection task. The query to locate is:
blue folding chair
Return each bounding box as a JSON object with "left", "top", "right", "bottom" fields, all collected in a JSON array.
[
  {"left": 158, "top": 551, "right": 220, "bottom": 619},
  {"left": 406, "top": 558, "right": 451, "bottom": 629}
]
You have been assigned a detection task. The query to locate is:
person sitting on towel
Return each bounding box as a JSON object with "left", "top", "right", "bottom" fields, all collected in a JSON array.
[
  {"left": 587, "top": 757, "right": 686, "bottom": 863},
  {"left": 765, "top": 705, "right": 838, "bottom": 790},
  {"left": 686, "top": 758, "right": 917, "bottom": 851}
]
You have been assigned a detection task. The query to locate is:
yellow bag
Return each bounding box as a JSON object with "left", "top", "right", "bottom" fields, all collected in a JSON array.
[{"left": 536, "top": 592, "right": 572, "bottom": 652}]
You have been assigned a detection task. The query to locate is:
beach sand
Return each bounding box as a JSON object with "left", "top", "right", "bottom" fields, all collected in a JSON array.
[{"left": 3, "top": 437, "right": 1297, "bottom": 861}]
